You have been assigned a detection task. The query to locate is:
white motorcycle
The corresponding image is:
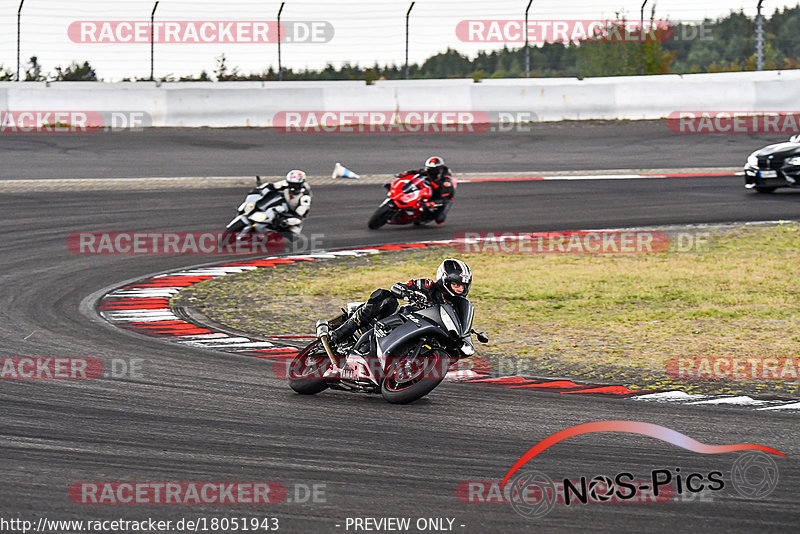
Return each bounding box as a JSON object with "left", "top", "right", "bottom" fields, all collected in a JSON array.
[{"left": 225, "top": 177, "right": 306, "bottom": 238}]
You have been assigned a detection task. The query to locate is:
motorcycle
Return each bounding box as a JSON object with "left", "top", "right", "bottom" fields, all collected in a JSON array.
[
  {"left": 368, "top": 172, "right": 441, "bottom": 230},
  {"left": 288, "top": 289, "right": 489, "bottom": 404},
  {"left": 224, "top": 176, "right": 305, "bottom": 240}
]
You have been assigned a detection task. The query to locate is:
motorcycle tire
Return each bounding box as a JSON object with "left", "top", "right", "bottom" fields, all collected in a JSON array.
[
  {"left": 219, "top": 219, "right": 247, "bottom": 248},
  {"left": 289, "top": 340, "right": 333, "bottom": 395},
  {"left": 381, "top": 350, "right": 450, "bottom": 404},
  {"left": 368, "top": 204, "right": 395, "bottom": 230}
]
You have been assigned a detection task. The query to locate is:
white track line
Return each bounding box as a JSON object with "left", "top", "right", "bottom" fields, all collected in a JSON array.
[{"left": 758, "top": 402, "right": 800, "bottom": 411}]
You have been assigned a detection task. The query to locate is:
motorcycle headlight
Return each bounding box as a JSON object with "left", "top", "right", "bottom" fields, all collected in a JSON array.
[
  {"left": 746, "top": 153, "right": 759, "bottom": 168},
  {"left": 244, "top": 202, "right": 255, "bottom": 214},
  {"left": 440, "top": 306, "right": 458, "bottom": 335},
  {"left": 786, "top": 156, "right": 800, "bottom": 166},
  {"left": 250, "top": 211, "right": 268, "bottom": 222}
]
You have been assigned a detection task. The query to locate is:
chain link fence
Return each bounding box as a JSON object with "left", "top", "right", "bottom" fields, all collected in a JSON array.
[{"left": 1, "top": 0, "right": 792, "bottom": 82}]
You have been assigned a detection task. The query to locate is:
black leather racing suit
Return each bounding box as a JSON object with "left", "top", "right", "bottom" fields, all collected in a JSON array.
[
  {"left": 359, "top": 278, "right": 454, "bottom": 324},
  {"left": 330, "top": 278, "right": 455, "bottom": 344},
  {"left": 403, "top": 166, "right": 455, "bottom": 223}
]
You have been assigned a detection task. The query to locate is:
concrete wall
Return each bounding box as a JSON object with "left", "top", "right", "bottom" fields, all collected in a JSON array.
[{"left": 1, "top": 70, "right": 798, "bottom": 127}]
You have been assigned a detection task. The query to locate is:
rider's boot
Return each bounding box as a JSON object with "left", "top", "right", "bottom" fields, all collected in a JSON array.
[
  {"left": 435, "top": 201, "right": 453, "bottom": 224},
  {"left": 328, "top": 312, "right": 363, "bottom": 347}
]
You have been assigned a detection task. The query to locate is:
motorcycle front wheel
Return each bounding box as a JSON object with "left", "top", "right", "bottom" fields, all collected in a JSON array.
[
  {"left": 381, "top": 349, "right": 450, "bottom": 404},
  {"left": 368, "top": 203, "right": 395, "bottom": 230},
  {"left": 289, "top": 340, "right": 333, "bottom": 395},
  {"left": 219, "top": 218, "right": 247, "bottom": 248}
]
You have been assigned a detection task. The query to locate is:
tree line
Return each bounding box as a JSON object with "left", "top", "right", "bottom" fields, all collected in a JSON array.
[{"left": 3, "top": 5, "right": 799, "bottom": 82}]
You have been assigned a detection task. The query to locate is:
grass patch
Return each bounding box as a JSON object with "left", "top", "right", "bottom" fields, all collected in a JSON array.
[{"left": 172, "top": 223, "right": 800, "bottom": 396}]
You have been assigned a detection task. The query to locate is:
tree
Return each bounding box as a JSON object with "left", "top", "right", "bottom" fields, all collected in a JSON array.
[
  {"left": 54, "top": 61, "right": 98, "bottom": 81},
  {"left": 215, "top": 54, "right": 243, "bottom": 81},
  {"left": 166, "top": 6, "right": 800, "bottom": 82},
  {"left": 419, "top": 48, "right": 473, "bottom": 78},
  {"left": 575, "top": 11, "right": 675, "bottom": 78},
  {"left": 24, "top": 56, "right": 44, "bottom": 81},
  {"left": 179, "top": 70, "right": 211, "bottom": 82}
]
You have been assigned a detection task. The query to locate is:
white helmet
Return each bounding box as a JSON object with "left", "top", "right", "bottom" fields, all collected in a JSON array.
[
  {"left": 425, "top": 156, "right": 445, "bottom": 170},
  {"left": 286, "top": 169, "right": 307, "bottom": 191}
]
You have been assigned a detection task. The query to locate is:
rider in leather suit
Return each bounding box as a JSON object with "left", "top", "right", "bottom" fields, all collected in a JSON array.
[
  {"left": 328, "top": 259, "right": 472, "bottom": 346},
  {"left": 400, "top": 156, "right": 455, "bottom": 224},
  {"left": 257, "top": 170, "right": 312, "bottom": 231}
]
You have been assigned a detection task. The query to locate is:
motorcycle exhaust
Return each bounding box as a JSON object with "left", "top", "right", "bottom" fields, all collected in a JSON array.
[{"left": 315, "top": 319, "right": 339, "bottom": 370}]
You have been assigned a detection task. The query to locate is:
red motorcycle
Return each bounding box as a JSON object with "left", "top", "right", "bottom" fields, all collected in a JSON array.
[{"left": 368, "top": 173, "right": 439, "bottom": 229}]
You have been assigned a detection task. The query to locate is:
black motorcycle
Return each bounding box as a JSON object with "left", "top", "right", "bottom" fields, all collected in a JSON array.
[{"left": 288, "top": 289, "right": 488, "bottom": 404}]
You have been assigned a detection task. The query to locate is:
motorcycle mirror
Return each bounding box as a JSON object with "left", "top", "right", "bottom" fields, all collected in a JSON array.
[
  {"left": 383, "top": 183, "right": 391, "bottom": 190},
  {"left": 476, "top": 332, "right": 489, "bottom": 343},
  {"left": 255, "top": 176, "right": 262, "bottom": 186}
]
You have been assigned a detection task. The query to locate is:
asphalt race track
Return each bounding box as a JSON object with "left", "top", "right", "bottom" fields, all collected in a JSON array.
[
  {"left": 0, "top": 120, "right": 792, "bottom": 179},
  {"left": 1, "top": 127, "right": 799, "bottom": 533}
]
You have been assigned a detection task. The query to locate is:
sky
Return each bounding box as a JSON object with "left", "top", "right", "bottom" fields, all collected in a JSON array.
[{"left": 1, "top": 0, "right": 798, "bottom": 80}]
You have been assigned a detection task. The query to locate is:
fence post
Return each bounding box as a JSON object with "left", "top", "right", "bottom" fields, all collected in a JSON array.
[
  {"left": 278, "top": 2, "right": 285, "bottom": 80},
  {"left": 524, "top": 1, "right": 532, "bottom": 78},
  {"left": 150, "top": 1, "right": 160, "bottom": 81},
  {"left": 756, "top": 1, "right": 765, "bottom": 71},
  {"left": 639, "top": 0, "right": 648, "bottom": 74},
  {"left": 17, "top": 0, "right": 25, "bottom": 81},
  {"left": 405, "top": 2, "right": 415, "bottom": 79}
]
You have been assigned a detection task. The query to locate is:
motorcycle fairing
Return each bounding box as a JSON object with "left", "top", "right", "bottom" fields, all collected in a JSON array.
[{"left": 376, "top": 312, "right": 448, "bottom": 358}]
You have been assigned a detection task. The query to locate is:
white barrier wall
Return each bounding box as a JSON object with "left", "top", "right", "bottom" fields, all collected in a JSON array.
[{"left": 1, "top": 70, "right": 798, "bottom": 127}]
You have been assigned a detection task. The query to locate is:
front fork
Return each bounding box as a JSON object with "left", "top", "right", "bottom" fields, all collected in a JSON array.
[
  {"left": 226, "top": 214, "right": 254, "bottom": 233},
  {"left": 315, "top": 320, "right": 340, "bottom": 370}
]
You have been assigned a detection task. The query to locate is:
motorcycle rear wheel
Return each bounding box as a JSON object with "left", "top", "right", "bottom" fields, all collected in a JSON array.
[
  {"left": 289, "top": 341, "right": 332, "bottom": 395},
  {"left": 381, "top": 350, "right": 450, "bottom": 404},
  {"left": 368, "top": 204, "right": 395, "bottom": 230}
]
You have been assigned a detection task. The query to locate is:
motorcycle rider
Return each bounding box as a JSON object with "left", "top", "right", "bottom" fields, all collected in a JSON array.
[
  {"left": 328, "top": 258, "right": 472, "bottom": 347},
  {"left": 399, "top": 156, "right": 455, "bottom": 224},
  {"left": 256, "top": 170, "right": 313, "bottom": 231}
]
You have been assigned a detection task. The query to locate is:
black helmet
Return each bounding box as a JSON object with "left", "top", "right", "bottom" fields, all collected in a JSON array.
[{"left": 436, "top": 258, "right": 472, "bottom": 297}]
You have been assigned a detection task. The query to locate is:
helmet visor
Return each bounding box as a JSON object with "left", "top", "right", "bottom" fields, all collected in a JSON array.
[{"left": 449, "top": 281, "right": 467, "bottom": 295}]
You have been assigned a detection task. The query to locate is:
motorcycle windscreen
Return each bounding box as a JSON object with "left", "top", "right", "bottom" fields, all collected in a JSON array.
[
  {"left": 258, "top": 191, "right": 285, "bottom": 209},
  {"left": 447, "top": 297, "right": 474, "bottom": 336}
]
